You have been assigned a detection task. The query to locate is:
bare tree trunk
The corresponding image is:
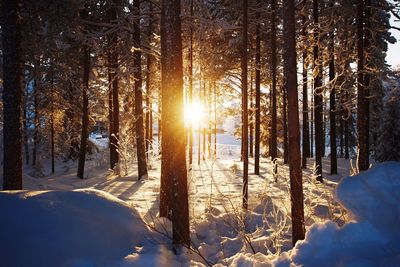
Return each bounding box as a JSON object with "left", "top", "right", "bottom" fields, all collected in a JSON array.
[
  {"left": 214, "top": 82, "right": 217, "bottom": 158},
  {"left": 356, "top": 0, "right": 368, "bottom": 171},
  {"left": 133, "top": 0, "right": 149, "bottom": 180},
  {"left": 313, "top": 0, "right": 323, "bottom": 182},
  {"left": 283, "top": 83, "right": 288, "bottom": 164},
  {"left": 188, "top": 0, "right": 194, "bottom": 165},
  {"left": 77, "top": 39, "right": 90, "bottom": 179},
  {"left": 32, "top": 80, "right": 38, "bottom": 167},
  {"left": 202, "top": 81, "right": 206, "bottom": 160},
  {"left": 2, "top": 0, "right": 23, "bottom": 189},
  {"left": 282, "top": 0, "right": 305, "bottom": 246},
  {"left": 159, "top": 0, "right": 190, "bottom": 247},
  {"left": 208, "top": 82, "right": 212, "bottom": 157},
  {"left": 249, "top": 72, "right": 254, "bottom": 158},
  {"left": 270, "top": 0, "right": 278, "bottom": 160},
  {"left": 108, "top": 2, "right": 119, "bottom": 170},
  {"left": 301, "top": 1, "right": 310, "bottom": 169},
  {"left": 145, "top": 1, "right": 153, "bottom": 155},
  {"left": 242, "top": 0, "right": 249, "bottom": 210},
  {"left": 50, "top": 66, "right": 55, "bottom": 174},
  {"left": 329, "top": 24, "right": 337, "bottom": 175},
  {"left": 254, "top": 0, "right": 261, "bottom": 174}
]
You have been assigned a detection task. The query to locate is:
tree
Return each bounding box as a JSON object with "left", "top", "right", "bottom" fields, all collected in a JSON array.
[
  {"left": 254, "top": 0, "right": 261, "bottom": 175},
  {"left": 241, "top": 0, "right": 249, "bottom": 210},
  {"left": 282, "top": 0, "right": 305, "bottom": 245},
  {"left": 77, "top": 9, "right": 91, "bottom": 180},
  {"left": 356, "top": 0, "right": 368, "bottom": 172},
  {"left": 159, "top": 0, "right": 190, "bottom": 247},
  {"left": 270, "top": 0, "right": 278, "bottom": 160},
  {"left": 313, "top": 0, "right": 323, "bottom": 182},
  {"left": 329, "top": 9, "right": 337, "bottom": 175},
  {"left": 133, "top": 0, "right": 148, "bottom": 180},
  {"left": 2, "top": 0, "right": 23, "bottom": 190}
]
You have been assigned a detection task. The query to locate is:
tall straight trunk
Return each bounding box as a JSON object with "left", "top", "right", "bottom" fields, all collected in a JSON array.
[
  {"left": 339, "top": 109, "right": 344, "bottom": 158},
  {"left": 214, "top": 82, "right": 217, "bottom": 158},
  {"left": 329, "top": 25, "right": 337, "bottom": 175},
  {"left": 242, "top": 0, "right": 249, "bottom": 210},
  {"left": 283, "top": 84, "right": 288, "bottom": 164},
  {"left": 364, "top": 0, "right": 371, "bottom": 166},
  {"left": 108, "top": 3, "right": 119, "bottom": 170},
  {"left": 77, "top": 42, "right": 90, "bottom": 179},
  {"left": 208, "top": 82, "right": 212, "bottom": 157},
  {"left": 310, "top": 95, "right": 314, "bottom": 157},
  {"left": 108, "top": 59, "right": 113, "bottom": 164},
  {"left": 301, "top": 1, "right": 310, "bottom": 168},
  {"left": 32, "top": 80, "right": 38, "bottom": 166},
  {"left": 50, "top": 66, "right": 55, "bottom": 174},
  {"left": 198, "top": 78, "right": 202, "bottom": 165},
  {"left": 202, "top": 81, "right": 206, "bottom": 160},
  {"left": 159, "top": 0, "right": 190, "bottom": 247},
  {"left": 356, "top": 0, "right": 368, "bottom": 171},
  {"left": 344, "top": 109, "right": 350, "bottom": 159},
  {"left": 282, "top": 0, "right": 305, "bottom": 245},
  {"left": 313, "top": 0, "right": 323, "bottom": 182},
  {"left": 145, "top": 1, "right": 153, "bottom": 155},
  {"left": 23, "top": 96, "right": 29, "bottom": 165},
  {"left": 254, "top": 0, "right": 261, "bottom": 174},
  {"left": 270, "top": 0, "right": 278, "bottom": 160},
  {"left": 2, "top": 0, "right": 23, "bottom": 190},
  {"left": 133, "top": 0, "right": 148, "bottom": 180},
  {"left": 249, "top": 72, "right": 254, "bottom": 158},
  {"left": 188, "top": 0, "right": 194, "bottom": 165}
]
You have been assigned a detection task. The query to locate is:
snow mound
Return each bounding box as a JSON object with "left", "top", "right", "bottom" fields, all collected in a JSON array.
[
  {"left": 289, "top": 162, "right": 400, "bottom": 267},
  {"left": 0, "top": 189, "right": 150, "bottom": 267}
]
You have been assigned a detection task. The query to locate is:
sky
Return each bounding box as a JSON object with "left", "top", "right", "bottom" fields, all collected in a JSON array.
[{"left": 387, "top": 15, "right": 400, "bottom": 69}]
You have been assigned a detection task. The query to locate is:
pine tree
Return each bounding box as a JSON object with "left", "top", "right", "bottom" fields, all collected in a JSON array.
[
  {"left": 159, "top": 0, "right": 190, "bottom": 247},
  {"left": 2, "top": 0, "right": 23, "bottom": 190}
]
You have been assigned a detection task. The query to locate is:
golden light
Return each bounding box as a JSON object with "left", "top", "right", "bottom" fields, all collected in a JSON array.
[{"left": 185, "top": 101, "right": 204, "bottom": 126}]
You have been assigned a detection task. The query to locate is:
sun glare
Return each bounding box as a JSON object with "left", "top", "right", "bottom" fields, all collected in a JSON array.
[{"left": 185, "top": 101, "right": 204, "bottom": 126}]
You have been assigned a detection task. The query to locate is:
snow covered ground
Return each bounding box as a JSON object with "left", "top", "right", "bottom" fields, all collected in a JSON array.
[{"left": 1, "top": 134, "right": 399, "bottom": 266}]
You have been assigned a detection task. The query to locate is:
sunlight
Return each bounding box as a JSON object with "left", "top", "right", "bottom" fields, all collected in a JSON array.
[{"left": 185, "top": 101, "right": 204, "bottom": 126}]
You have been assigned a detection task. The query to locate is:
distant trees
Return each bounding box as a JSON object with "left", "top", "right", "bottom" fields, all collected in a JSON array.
[{"left": 2, "top": 0, "right": 23, "bottom": 189}]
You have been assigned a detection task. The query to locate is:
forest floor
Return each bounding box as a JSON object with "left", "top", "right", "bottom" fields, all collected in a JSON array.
[{"left": 14, "top": 134, "right": 356, "bottom": 266}]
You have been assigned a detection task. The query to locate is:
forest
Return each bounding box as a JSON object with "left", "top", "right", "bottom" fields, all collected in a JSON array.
[{"left": 1, "top": 0, "right": 400, "bottom": 266}]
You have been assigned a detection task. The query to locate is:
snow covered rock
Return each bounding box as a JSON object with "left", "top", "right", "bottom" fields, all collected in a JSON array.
[
  {"left": 289, "top": 162, "right": 400, "bottom": 267},
  {"left": 0, "top": 189, "right": 150, "bottom": 267}
]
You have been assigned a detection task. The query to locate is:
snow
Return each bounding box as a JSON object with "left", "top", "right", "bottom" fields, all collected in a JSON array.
[{"left": 1, "top": 134, "right": 399, "bottom": 266}]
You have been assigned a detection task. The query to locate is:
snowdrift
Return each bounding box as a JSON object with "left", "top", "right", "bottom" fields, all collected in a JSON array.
[
  {"left": 285, "top": 162, "right": 400, "bottom": 267},
  {"left": 0, "top": 189, "right": 150, "bottom": 267}
]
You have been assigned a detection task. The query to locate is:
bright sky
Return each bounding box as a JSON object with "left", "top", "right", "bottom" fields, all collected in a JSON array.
[{"left": 387, "top": 15, "right": 400, "bottom": 69}]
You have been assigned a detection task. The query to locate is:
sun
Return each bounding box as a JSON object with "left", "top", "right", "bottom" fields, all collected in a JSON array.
[{"left": 185, "top": 101, "right": 204, "bottom": 126}]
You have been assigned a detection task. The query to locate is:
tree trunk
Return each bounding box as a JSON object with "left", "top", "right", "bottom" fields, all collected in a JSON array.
[
  {"left": 208, "top": 82, "right": 212, "bottom": 157},
  {"left": 133, "top": 0, "right": 149, "bottom": 180},
  {"left": 301, "top": 1, "right": 310, "bottom": 169},
  {"left": 145, "top": 1, "right": 153, "bottom": 155},
  {"left": 159, "top": 0, "right": 190, "bottom": 247},
  {"left": 249, "top": 72, "right": 254, "bottom": 158},
  {"left": 283, "top": 83, "right": 288, "bottom": 164},
  {"left": 214, "top": 82, "right": 217, "bottom": 158},
  {"left": 329, "top": 24, "right": 337, "bottom": 175},
  {"left": 242, "top": 0, "right": 249, "bottom": 210},
  {"left": 270, "top": 0, "right": 278, "bottom": 160},
  {"left": 188, "top": 0, "right": 194, "bottom": 165},
  {"left": 202, "top": 81, "right": 206, "bottom": 160},
  {"left": 50, "top": 66, "right": 55, "bottom": 174},
  {"left": 356, "top": 0, "right": 368, "bottom": 171},
  {"left": 2, "top": 0, "right": 23, "bottom": 190},
  {"left": 108, "top": 2, "right": 119, "bottom": 170},
  {"left": 313, "top": 0, "right": 323, "bottom": 182},
  {"left": 254, "top": 0, "right": 261, "bottom": 174},
  {"left": 77, "top": 41, "right": 90, "bottom": 179},
  {"left": 282, "top": 0, "right": 305, "bottom": 245},
  {"left": 32, "top": 80, "right": 38, "bottom": 167}
]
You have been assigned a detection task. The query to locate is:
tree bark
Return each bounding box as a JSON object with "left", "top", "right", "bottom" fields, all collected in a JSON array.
[
  {"left": 301, "top": 1, "right": 310, "bottom": 169},
  {"left": 159, "top": 0, "right": 190, "bottom": 247},
  {"left": 133, "top": 0, "right": 149, "bottom": 180},
  {"left": 283, "top": 83, "right": 288, "bottom": 164},
  {"left": 313, "top": 0, "right": 323, "bottom": 182},
  {"left": 77, "top": 37, "right": 90, "bottom": 179},
  {"left": 242, "top": 0, "right": 249, "bottom": 210},
  {"left": 188, "top": 0, "right": 194, "bottom": 165},
  {"left": 254, "top": 0, "right": 261, "bottom": 174},
  {"left": 2, "top": 0, "right": 23, "bottom": 190},
  {"left": 249, "top": 73, "right": 254, "bottom": 158},
  {"left": 270, "top": 0, "right": 278, "bottom": 160},
  {"left": 282, "top": 0, "right": 305, "bottom": 246},
  {"left": 145, "top": 1, "right": 153, "bottom": 155},
  {"left": 329, "top": 24, "right": 337, "bottom": 175},
  {"left": 356, "top": 0, "right": 368, "bottom": 171}
]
